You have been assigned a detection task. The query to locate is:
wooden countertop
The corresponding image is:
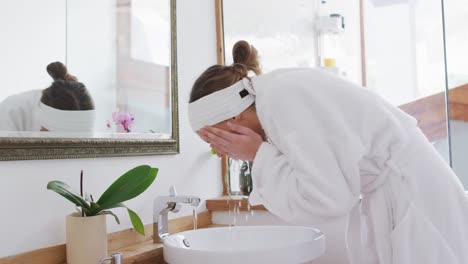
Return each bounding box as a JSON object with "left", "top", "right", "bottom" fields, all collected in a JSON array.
[
  {"left": 0, "top": 212, "right": 217, "bottom": 264},
  {"left": 206, "top": 196, "right": 267, "bottom": 211}
]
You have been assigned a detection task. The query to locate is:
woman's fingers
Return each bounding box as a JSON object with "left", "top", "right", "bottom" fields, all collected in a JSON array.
[
  {"left": 202, "top": 128, "right": 231, "bottom": 147},
  {"left": 198, "top": 131, "right": 209, "bottom": 143},
  {"left": 227, "top": 122, "right": 255, "bottom": 135},
  {"left": 212, "top": 146, "right": 226, "bottom": 158},
  {"left": 211, "top": 142, "right": 229, "bottom": 156},
  {"left": 199, "top": 124, "right": 263, "bottom": 160},
  {"left": 203, "top": 126, "right": 236, "bottom": 141}
]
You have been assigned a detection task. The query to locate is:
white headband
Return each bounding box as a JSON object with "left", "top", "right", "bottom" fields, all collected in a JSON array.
[
  {"left": 38, "top": 102, "right": 96, "bottom": 132},
  {"left": 188, "top": 78, "right": 256, "bottom": 131}
]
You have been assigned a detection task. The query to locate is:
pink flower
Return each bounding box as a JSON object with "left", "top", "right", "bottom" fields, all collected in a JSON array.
[{"left": 112, "top": 111, "right": 135, "bottom": 132}]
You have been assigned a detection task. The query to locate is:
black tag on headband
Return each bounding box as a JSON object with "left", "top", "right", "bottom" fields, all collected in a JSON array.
[{"left": 239, "top": 89, "right": 249, "bottom": 98}]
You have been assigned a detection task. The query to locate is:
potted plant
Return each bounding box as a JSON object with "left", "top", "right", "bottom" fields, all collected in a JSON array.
[{"left": 47, "top": 165, "right": 158, "bottom": 264}]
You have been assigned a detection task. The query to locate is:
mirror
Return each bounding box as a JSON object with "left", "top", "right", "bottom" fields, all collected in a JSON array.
[{"left": 0, "top": 0, "right": 179, "bottom": 160}]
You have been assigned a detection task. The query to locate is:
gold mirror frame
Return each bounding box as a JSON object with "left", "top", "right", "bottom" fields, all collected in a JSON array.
[
  {"left": 214, "top": 0, "right": 230, "bottom": 195},
  {"left": 0, "top": 0, "right": 179, "bottom": 161}
]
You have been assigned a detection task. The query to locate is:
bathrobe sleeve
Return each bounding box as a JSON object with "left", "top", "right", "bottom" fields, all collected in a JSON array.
[
  {"left": 0, "top": 93, "right": 29, "bottom": 131},
  {"left": 0, "top": 97, "right": 19, "bottom": 131},
  {"left": 249, "top": 77, "right": 364, "bottom": 225},
  {"left": 0, "top": 90, "right": 42, "bottom": 131}
]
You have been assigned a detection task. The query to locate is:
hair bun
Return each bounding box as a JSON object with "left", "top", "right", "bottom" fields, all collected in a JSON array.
[
  {"left": 231, "top": 63, "right": 248, "bottom": 76},
  {"left": 232, "top": 40, "right": 262, "bottom": 75},
  {"left": 46, "top": 61, "right": 78, "bottom": 82}
]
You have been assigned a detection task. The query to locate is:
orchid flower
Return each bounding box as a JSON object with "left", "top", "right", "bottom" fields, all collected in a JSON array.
[{"left": 112, "top": 111, "right": 135, "bottom": 133}]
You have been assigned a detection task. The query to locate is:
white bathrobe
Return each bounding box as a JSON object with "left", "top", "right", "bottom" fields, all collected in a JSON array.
[
  {"left": 0, "top": 90, "right": 42, "bottom": 131},
  {"left": 248, "top": 68, "right": 468, "bottom": 264}
]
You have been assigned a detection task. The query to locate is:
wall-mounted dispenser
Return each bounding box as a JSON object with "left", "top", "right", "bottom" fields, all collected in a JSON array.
[
  {"left": 315, "top": 0, "right": 345, "bottom": 76},
  {"left": 316, "top": 13, "right": 345, "bottom": 34}
]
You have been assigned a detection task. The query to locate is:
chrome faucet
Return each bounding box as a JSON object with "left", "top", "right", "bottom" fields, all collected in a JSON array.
[
  {"left": 97, "top": 252, "right": 122, "bottom": 264},
  {"left": 153, "top": 186, "right": 201, "bottom": 243}
]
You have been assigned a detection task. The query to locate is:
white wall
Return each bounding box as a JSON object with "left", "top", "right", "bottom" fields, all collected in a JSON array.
[
  {"left": 0, "top": 0, "right": 66, "bottom": 102},
  {"left": 131, "top": 0, "right": 171, "bottom": 66},
  {"left": 67, "top": 0, "right": 118, "bottom": 134},
  {"left": 0, "top": 0, "right": 221, "bottom": 257}
]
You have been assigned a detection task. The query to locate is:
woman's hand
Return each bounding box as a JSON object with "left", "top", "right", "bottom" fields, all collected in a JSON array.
[{"left": 199, "top": 122, "right": 263, "bottom": 161}]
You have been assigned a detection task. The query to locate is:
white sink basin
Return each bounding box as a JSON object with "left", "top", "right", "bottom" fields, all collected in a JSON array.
[{"left": 163, "top": 225, "right": 325, "bottom": 264}]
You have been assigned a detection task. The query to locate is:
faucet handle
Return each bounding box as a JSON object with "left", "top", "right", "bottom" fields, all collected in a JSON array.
[
  {"left": 169, "top": 186, "right": 181, "bottom": 212},
  {"left": 169, "top": 185, "right": 177, "bottom": 197},
  {"left": 97, "top": 252, "right": 122, "bottom": 264}
]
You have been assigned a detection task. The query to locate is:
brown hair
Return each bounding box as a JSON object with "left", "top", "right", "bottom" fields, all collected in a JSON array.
[
  {"left": 46, "top": 61, "right": 78, "bottom": 81},
  {"left": 189, "top": 40, "right": 262, "bottom": 103},
  {"left": 41, "top": 62, "right": 95, "bottom": 110}
]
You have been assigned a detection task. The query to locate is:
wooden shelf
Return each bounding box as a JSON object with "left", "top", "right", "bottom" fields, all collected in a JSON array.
[{"left": 206, "top": 196, "right": 267, "bottom": 212}]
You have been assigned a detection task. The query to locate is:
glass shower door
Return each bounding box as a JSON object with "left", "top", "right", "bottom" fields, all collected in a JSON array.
[
  {"left": 443, "top": 0, "right": 468, "bottom": 188},
  {"left": 364, "top": 0, "right": 450, "bottom": 163}
]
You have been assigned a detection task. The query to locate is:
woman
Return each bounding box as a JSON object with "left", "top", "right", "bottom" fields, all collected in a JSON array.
[
  {"left": 188, "top": 40, "right": 468, "bottom": 263},
  {"left": 0, "top": 62, "right": 96, "bottom": 133}
]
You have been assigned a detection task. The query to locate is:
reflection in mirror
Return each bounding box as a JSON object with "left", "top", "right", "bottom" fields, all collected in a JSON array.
[
  {"left": 0, "top": 62, "right": 95, "bottom": 134},
  {"left": 0, "top": 0, "right": 173, "bottom": 139},
  {"left": 228, "top": 159, "right": 253, "bottom": 196}
]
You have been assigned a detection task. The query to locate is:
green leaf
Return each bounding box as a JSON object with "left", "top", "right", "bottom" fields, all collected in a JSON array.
[
  {"left": 211, "top": 148, "right": 217, "bottom": 155},
  {"left": 91, "top": 202, "right": 125, "bottom": 215},
  {"left": 98, "top": 210, "right": 121, "bottom": 224},
  {"left": 90, "top": 202, "right": 101, "bottom": 214},
  {"left": 97, "top": 165, "right": 158, "bottom": 210},
  {"left": 96, "top": 203, "right": 144, "bottom": 235},
  {"left": 47, "top": 181, "right": 91, "bottom": 214},
  {"left": 127, "top": 208, "right": 145, "bottom": 236}
]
